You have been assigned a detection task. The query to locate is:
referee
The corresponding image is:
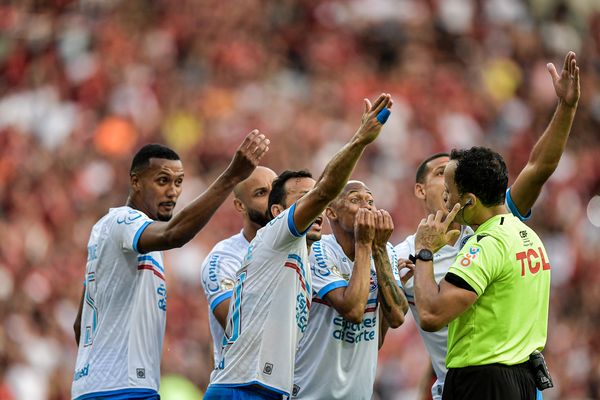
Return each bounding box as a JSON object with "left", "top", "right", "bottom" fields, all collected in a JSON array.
[{"left": 412, "top": 147, "right": 551, "bottom": 400}]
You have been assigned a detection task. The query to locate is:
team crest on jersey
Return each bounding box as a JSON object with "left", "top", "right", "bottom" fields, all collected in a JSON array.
[
  {"left": 459, "top": 246, "right": 480, "bottom": 267},
  {"left": 220, "top": 278, "right": 235, "bottom": 290},
  {"left": 369, "top": 270, "right": 377, "bottom": 292}
]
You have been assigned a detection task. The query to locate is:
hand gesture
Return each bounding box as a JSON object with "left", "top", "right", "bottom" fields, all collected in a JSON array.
[
  {"left": 373, "top": 209, "right": 394, "bottom": 249},
  {"left": 415, "top": 204, "right": 461, "bottom": 253},
  {"left": 547, "top": 51, "right": 580, "bottom": 107},
  {"left": 354, "top": 208, "right": 376, "bottom": 246},
  {"left": 226, "top": 130, "right": 270, "bottom": 182},
  {"left": 398, "top": 258, "right": 415, "bottom": 286},
  {"left": 354, "top": 93, "right": 393, "bottom": 145}
]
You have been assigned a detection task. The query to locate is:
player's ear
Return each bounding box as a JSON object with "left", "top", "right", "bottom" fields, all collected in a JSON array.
[
  {"left": 271, "top": 204, "right": 284, "bottom": 218},
  {"left": 233, "top": 198, "right": 245, "bottom": 213},
  {"left": 130, "top": 173, "right": 141, "bottom": 193},
  {"left": 325, "top": 206, "right": 337, "bottom": 221},
  {"left": 414, "top": 183, "right": 426, "bottom": 200}
]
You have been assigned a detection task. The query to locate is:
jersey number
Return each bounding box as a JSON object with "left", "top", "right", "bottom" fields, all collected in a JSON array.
[{"left": 222, "top": 271, "right": 247, "bottom": 347}]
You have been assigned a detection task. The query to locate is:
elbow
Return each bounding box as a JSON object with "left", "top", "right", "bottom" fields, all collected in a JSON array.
[
  {"left": 387, "top": 313, "right": 404, "bottom": 329},
  {"left": 419, "top": 313, "right": 445, "bottom": 332},
  {"left": 341, "top": 307, "right": 365, "bottom": 325}
]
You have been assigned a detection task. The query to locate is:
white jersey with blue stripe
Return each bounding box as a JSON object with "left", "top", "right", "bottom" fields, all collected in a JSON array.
[
  {"left": 208, "top": 203, "right": 312, "bottom": 398},
  {"left": 72, "top": 206, "right": 166, "bottom": 400},
  {"left": 293, "top": 235, "right": 401, "bottom": 400},
  {"left": 394, "top": 187, "right": 531, "bottom": 400},
  {"left": 200, "top": 231, "right": 249, "bottom": 365}
]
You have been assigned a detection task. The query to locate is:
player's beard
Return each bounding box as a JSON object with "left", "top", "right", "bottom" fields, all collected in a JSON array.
[
  {"left": 247, "top": 207, "right": 270, "bottom": 227},
  {"left": 306, "top": 231, "right": 322, "bottom": 243}
]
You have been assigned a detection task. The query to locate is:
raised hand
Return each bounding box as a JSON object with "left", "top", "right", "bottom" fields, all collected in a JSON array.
[
  {"left": 226, "top": 129, "right": 270, "bottom": 182},
  {"left": 373, "top": 209, "right": 394, "bottom": 249},
  {"left": 398, "top": 258, "right": 415, "bottom": 286},
  {"left": 415, "top": 203, "right": 461, "bottom": 253},
  {"left": 354, "top": 208, "right": 376, "bottom": 246},
  {"left": 354, "top": 93, "right": 393, "bottom": 145},
  {"left": 547, "top": 51, "right": 580, "bottom": 107}
]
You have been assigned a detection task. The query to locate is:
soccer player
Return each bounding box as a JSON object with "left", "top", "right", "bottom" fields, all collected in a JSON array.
[
  {"left": 395, "top": 50, "right": 579, "bottom": 400},
  {"left": 204, "top": 93, "right": 393, "bottom": 399},
  {"left": 200, "top": 166, "right": 277, "bottom": 366},
  {"left": 413, "top": 147, "right": 551, "bottom": 399},
  {"left": 293, "top": 181, "right": 408, "bottom": 399},
  {"left": 71, "top": 130, "right": 269, "bottom": 400}
]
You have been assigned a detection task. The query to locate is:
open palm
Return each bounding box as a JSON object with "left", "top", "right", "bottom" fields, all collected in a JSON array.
[{"left": 547, "top": 51, "right": 580, "bottom": 107}]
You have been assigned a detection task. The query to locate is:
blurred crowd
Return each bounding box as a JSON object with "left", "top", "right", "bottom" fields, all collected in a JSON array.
[{"left": 1, "top": 0, "right": 600, "bottom": 399}]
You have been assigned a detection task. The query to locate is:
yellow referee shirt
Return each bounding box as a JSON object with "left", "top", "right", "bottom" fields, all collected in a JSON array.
[{"left": 446, "top": 214, "right": 551, "bottom": 368}]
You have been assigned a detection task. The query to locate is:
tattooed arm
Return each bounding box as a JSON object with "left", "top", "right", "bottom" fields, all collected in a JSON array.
[{"left": 373, "top": 210, "right": 408, "bottom": 330}]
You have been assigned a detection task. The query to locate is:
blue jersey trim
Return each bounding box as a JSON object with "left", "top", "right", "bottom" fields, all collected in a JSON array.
[
  {"left": 505, "top": 187, "right": 532, "bottom": 221},
  {"left": 317, "top": 280, "right": 348, "bottom": 299},
  {"left": 75, "top": 388, "right": 159, "bottom": 400},
  {"left": 210, "top": 291, "right": 233, "bottom": 311},
  {"left": 367, "top": 298, "right": 378, "bottom": 305},
  {"left": 133, "top": 221, "right": 153, "bottom": 254},
  {"left": 536, "top": 389, "right": 543, "bottom": 400},
  {"left": 208, "top": 381, "right": 289, "bottom": 397},
  {"left": 137, "top": 255, "right": 164, "bottom": 273},
  {"left": 287, "top": 203, "right": 311, "bottom": 237}
]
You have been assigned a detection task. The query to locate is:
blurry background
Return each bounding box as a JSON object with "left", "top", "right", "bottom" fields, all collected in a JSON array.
[{"left": 0, "top": 0, "right": 599, "bottom": 399}]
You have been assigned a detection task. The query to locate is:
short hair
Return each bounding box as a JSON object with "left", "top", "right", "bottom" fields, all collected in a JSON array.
[
  {"left": 416, "top": 153, "right": 450, "bottom": 183},
  {"left": 130, "top": 144, "right": 180, "bottom": 175},
  {"left": 267, "top": 170, "right": 313, "bottom": 219},
  {"left": 450, "top": 147, "right": 508, "bottom": 207}
]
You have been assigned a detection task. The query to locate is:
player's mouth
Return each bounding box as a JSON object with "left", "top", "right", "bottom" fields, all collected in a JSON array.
[
  {"left": 311, "top": 216, "right": 323, "bottom": 231},
  {"left": 159, "top": 201, "right": 176, "bottom": 211}
]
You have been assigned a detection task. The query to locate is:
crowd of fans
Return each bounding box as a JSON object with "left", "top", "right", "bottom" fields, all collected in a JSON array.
[{"left": 1, "top": 0, "right": 599, "bottom": 399}]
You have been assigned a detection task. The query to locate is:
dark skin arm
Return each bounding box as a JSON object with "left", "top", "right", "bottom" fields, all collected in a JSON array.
[
  {"left": 373, "top": 210, "right": 407, "bottom": 329},
  {"left": 74, "top": 287, "right": 84, "bottom": 346},
  {"left": 213, "top": 300, "right": 230, "bottom": 330},
  {"left": 510, "top": 51, "right": 580, "bottom": 215},
  {"left": 292, "top": 94, "right": 393, "bottom": 232},
  {"left": 138, "top": 130, "right": 269, "bottom": 253},
  {"left": 324, "top": 209, "right": 375, "bottom": 324}
]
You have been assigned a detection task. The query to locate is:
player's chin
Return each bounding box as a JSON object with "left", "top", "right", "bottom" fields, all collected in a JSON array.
[
  {"left": 306, "top": 231, "right": 322, "bottom": 242},
  {"left": 157, "top": 212, "right": 173, "bottom": 222}
]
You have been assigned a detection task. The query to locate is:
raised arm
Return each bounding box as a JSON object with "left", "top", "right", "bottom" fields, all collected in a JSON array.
[
  {"left": 324, "top": 209, "right": 375, "bottom": 324},
  {"left": 372, "top": 210, "right": 408, "bottom": 329},
  {"left": 293, "top": 94, "right": 392, "bottom": 232},
  {"left": 138, "top": 130, "right": 269, "bottom": 253},
  {"left": 509, "top": 51, "right": 580, "bottom": 216}
]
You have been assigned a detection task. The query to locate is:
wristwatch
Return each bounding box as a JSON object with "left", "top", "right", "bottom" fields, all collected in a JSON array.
[{"left": 415, "top": 248, "right": 434, "bottom": 262}]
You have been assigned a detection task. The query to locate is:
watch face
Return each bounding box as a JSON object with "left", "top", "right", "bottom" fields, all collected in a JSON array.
[{"left": 418, "top": 249, "right": 434, "bottom": 261}]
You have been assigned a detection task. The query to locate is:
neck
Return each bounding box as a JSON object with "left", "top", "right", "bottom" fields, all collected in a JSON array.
[
  {"left": 242, "top": 222, "right": 260, "bottom": 243},
  {"left": 330, "top": 223, "right": 356, "bottom": 261},
  {"left": 470, "top": 204, "right": 508, "bottom": 230}
]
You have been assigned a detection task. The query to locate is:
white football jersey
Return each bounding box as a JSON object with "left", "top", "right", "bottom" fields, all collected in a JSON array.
[
  {"left": 395, "top": 187, "right": 530, "bottom": 399},
  {"left": 208, "top": 204, "right": 312, "bottom": 398},
  {"left": 72, "top": 206, "right": 166, "bottom": 400},
  {"left": 293, "top": 235, "right": 401, "bottom": 400},
  {"left": 200, "top": 231, "right": 249, "bottom": 365}
]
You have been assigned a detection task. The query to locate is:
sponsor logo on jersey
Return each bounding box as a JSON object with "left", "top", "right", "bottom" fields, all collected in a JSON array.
[
  {"left": 459, "top": 246, "right": 480, "bottom": 267},
  {"left": 369, "top": 270, "right": 378, "bottom": 292},
  {"left": 73, "top": 364, "right": 89, "bottom": 381},
  {"left": 332, "top": 315, "right": 377, "bottom": 344},
  {"left": 312, "top": 242, "right": 331, "bottom": 278},
  {"left": 263, "top": 363, "right": 274, "bottom": 375},
  {"left": 116, "top": 210, "right": 143, "bottom": 225},
  {"left": 136, "top": 368, "right": 146, "bottom": 379},
  {"left": 204, "top": 254, "right": 221, "bottom": 292}
]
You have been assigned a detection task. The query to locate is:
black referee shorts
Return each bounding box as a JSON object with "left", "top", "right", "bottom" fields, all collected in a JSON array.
[{"left": 443, "top": 362, "right": 537, "bottom": 400}]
